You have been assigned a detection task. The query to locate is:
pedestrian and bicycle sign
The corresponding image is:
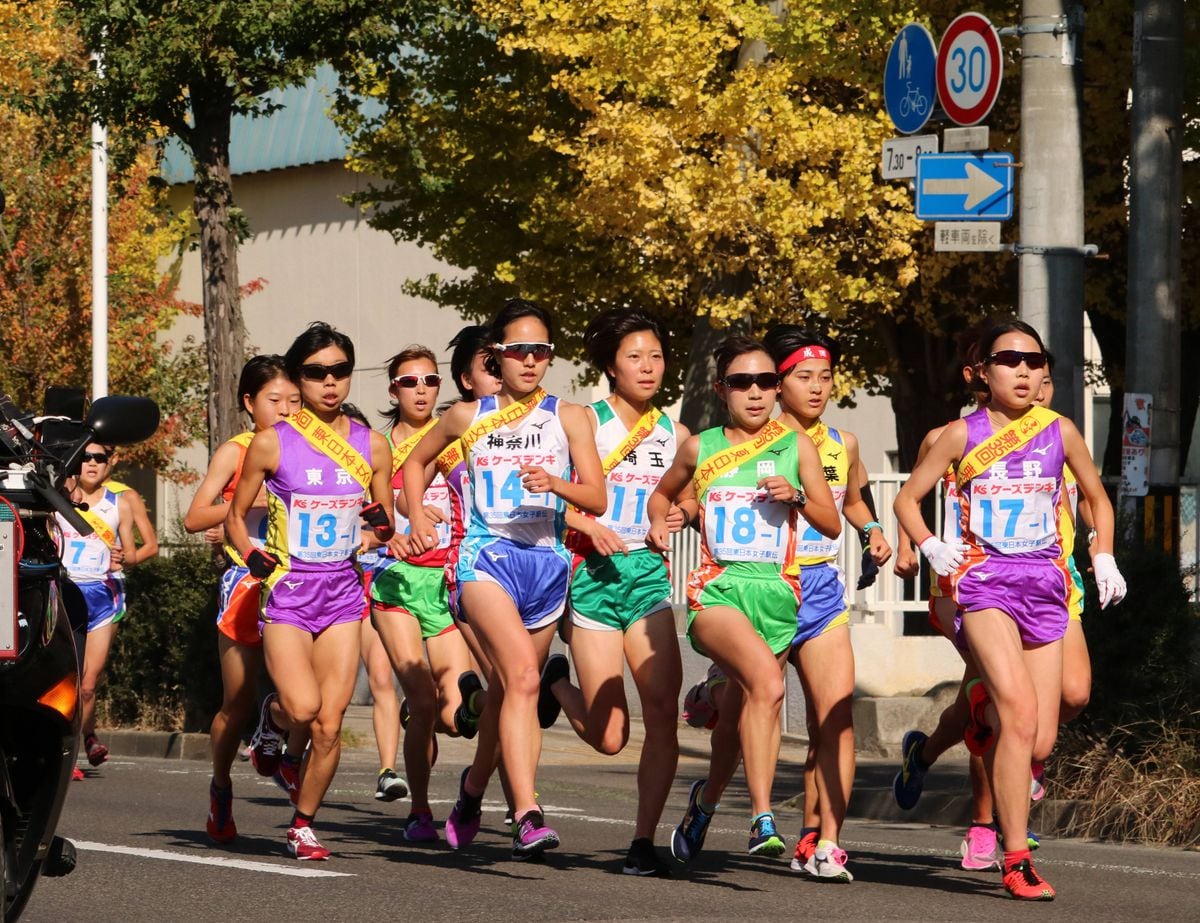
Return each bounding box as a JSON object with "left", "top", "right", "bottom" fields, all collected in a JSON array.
[
  {"left": 914, "top": 153, "right": 1014, "bottom": 221},
  {"left": 936, "top": 13, "right": 1003, "bottom": 126},
  {"left": 884, "top": 24, "right": 938, "bottom": 135}
]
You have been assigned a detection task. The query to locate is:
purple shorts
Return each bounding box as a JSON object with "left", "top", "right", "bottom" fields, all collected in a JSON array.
[
  {"left": 953, "top": 555, "right": 1071, "bottom": 647},
  {"left": 261, "top": 564, "right": 365, "bottom": 635}
]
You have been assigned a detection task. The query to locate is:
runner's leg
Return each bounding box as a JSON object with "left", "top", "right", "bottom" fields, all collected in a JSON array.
[{"left": 211, "top": 635, "right": 263, "bottom": 787}]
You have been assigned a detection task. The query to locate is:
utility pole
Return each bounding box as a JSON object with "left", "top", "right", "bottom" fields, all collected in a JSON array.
[
  {"left": 1123, "top": 0, "right": 1184, "bottom": 549},
  {"left": 1017, "top": 1, "right": 1085, "bottom": 425}
]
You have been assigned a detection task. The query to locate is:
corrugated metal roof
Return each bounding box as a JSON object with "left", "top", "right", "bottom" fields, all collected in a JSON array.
[{"left": 161, "top": 64, "right": 360, "bottom": 185}]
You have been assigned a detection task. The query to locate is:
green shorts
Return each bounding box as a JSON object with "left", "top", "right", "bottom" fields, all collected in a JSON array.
[
  {"left": 370, "top": 559, "right": 454, "bottom": 640},
  {"left": 686, "top": 563, "right": 800, "bottom": 656},
  {"left": 569, "top": 549, "right": 672, "bottom": 632}
]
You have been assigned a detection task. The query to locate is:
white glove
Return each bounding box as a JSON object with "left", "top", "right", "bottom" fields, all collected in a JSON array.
[
  {"left": 919, "top": 536, "right": 968, "bottom": 577},
  {"left": 1092, "top": 552, "right": 1126, "bottom": 609}
]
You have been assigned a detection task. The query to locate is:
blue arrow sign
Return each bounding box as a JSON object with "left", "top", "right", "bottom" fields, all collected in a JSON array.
[
  {"left": 885, "top": 24, "right": 938, "bottom": 135},
  {"left": 915, "top": 153, "right": 1014, "bottom": 221}
]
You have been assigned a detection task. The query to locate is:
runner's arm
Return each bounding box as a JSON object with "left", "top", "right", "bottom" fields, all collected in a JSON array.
[
  {"left": 366, "top": 431, "right": 396, "bottom": 541},
  {"left": 666, "top": 422, "right": 697, "bottom": 530},
  {"left": 227, "top": 429, "right": 279, "bottom": 561},
  {"left": 403, "top": 403, "right": 473, "bottom": 548},
  {"left": 794, "top": 431, "right": 840, "bottom": 540},
  {"left": 123, "top": 487, "right": 159, "bottom": 563},
  {"left": 894, "top": 421, "right": 967, "bottom": 545},
  {"left": 1061, "top": 421, "right": 1113, "bottom": 557},
  {"left": 842, "top": 435, "right": 891, "bottom": 564},
  {"left": 895, "top": 425, "right": 946, "bottom": 576},
  {"left": 541, "top": 402, "right": 606, "bottom": 515},
  {"left": 647, "top": 435, "right": 699, "bottom": 551},
  {"left": 183, "top": 442, "right": 242, "bottom": 533},
  {"left": 115, "top": 494, "right": 138, "bottom": 567}
]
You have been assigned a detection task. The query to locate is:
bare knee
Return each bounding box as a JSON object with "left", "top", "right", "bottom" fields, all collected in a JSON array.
[
  {"left": 506, "top": 661, "right": 540, "bottom": 701},
  {"left": 593, "top": 720, "right": 630, "bottom": 757},
  {"left": 1060, "top": 677, "right": 1090, "bottom": 718},
  {"left": 747, "top": 673, "right": 785, "bottom": 711},
  {"left": 280, "top": 694, "right": 321, "bottom": 727},
  {"left": 309, "top": 712, "right": 345, "bottom": 752}
]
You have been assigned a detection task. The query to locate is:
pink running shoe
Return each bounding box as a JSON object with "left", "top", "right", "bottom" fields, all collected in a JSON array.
[
  {"left": 445, "top": 768, "right": 482, "bottom": 850},
  {"left": 1030, "top": 761, "right": 1046, "bottom": 802},
  {"left": 287, "top": 825, "right": 331, "bottom": 861},
  {"left": 960, "top": 823, "right": 1000, "bottom": 870}
]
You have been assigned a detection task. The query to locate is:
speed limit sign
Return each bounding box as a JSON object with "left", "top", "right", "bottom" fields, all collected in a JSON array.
[{"left": 936, "top": 13, "right": 1003, "bottom": 126}]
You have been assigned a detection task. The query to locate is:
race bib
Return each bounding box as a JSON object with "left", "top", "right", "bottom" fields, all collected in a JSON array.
[
  {"left": 64, "top": 537, "right": 110, "bottom": 580},
  {"left": 472, "top": 460, "right": 562, "bottom": 525},
  {"left": 794, "top": 485, "right": 847, "bottom": 560},
  {"left": 246, "top": 508, "right": 269, "bottom": 550},
  {"left": 286, "top": 495, "right": 361, "bottom": 562},
  {"left": 704, "top": 486, "right": 788, "bottom": 564},
  {"left": 603, "top": 470, "right": 656, "bottom": 544},
  {"left": 968, "top": 478, "right": 1057, "bottom": 554},
  {"left": 395, "top": 480, "right": 453, "bottom": 550}
]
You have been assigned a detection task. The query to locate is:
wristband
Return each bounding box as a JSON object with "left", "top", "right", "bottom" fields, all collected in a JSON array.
[{"left": 863, "top": 521, "right": 883, "bottom": 534}]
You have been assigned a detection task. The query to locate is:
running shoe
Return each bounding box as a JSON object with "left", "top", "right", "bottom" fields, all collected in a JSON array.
[
  {"left": 682, "top": 678, "right": 718, "bottom": 729},
  {"left": 512, "top": 809, "right": 559, "bottom": 859},
  {"left": 249, "top": 693, "right": 285, "bottom": 776},
  {"left": 670, "top": 779, "right": 715, "bottom": 864},
  {"left": 789, "top": 828, "right": 819, "bottom": 872},
  {"left": 747, "top": 813, "right": 786, "bottom": 858},
  {"left": 960, "top": 823, "right": 1000, "bottom": 870},
  {"left": 1003, "top": 857, "right": 1055, "bottom": 901},
  {"left": 803, "top": 842, "right": 854, "bottom": 882},
  {"left": 1030, "top": 761, "right": 1046, "bottom": 802},
  {"left": 963, "top": 678, "right": 995, "bottom": 756},
  {"left": 71, "top": 766, "right": 85, "bottom": 782},
  {"left": 274, "top": 755, "right": 300, "bottom": 805},
  {"left": 84, "top": 733, "right": 109, "bottom": 767},
  {"left": 403, "top": 811, "right": 439, "bottom": 843},
  {"left": 206, "top": 781, "right": 237, "bottom": 844},
  {"left": 623, "top": 838, "right": 671, "bottom": 877},
  {"left": 445, "top": 767, "right": 483, "bottom": 849},
  {"left": 893, "top": 729, "right": 930, "bottom": 810},
  {"left": 1027, "top": 828, "right": 1041, "bottom": 850},
  {"left": 375, "top": 768, "right": 409, "bottom": 802},
  {"left": 537, "top": 653, "right": 569, "bottom": 728},
  {"left": 287, "top": 825, "right": 331, "bottom": 861},
  {"left": 454, "top": 671, "right": 484, "bottom": 740}
]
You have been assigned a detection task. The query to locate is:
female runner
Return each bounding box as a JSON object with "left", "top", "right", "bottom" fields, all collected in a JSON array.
[
  {"left": 371, "top": 345, "right": 480, "bottom": 841},
  {"left": 184, "top": 355, "right": 301, "bottom": 841},
  {"left": 647, "top": 335, "right": 840, "bottom": 865},
  {"left": 228, "top": 323, "right": 395, "bottom": 860},
  {"left": 762, "top": 325, "right": 891, "bottom": 882},
  {"left": 540, "top": 308, "right": 691, "bottom": 876},
  {"left": 894, "top": 319, "right": 1125, "bottom": 901},
  {"left": 402, "top": 299, "right": 605, "bottom": 859}
]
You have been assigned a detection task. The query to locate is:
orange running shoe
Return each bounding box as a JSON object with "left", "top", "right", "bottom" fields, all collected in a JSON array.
[
  {"left": 1003, "top": 857, "right": 1055, "bottom": 901},
  {"left": 790, "top": 828, "right": 819, "bottom": 872},
  {"left": 206, "top": 781, "right": 237, "bottom": 844},
  {"left": 964, "top": 679, "right": 995, "bottom": 756}
]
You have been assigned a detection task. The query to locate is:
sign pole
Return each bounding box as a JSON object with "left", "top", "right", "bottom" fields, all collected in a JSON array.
[{"left": 1017, "top": 0, "right": 1084, "bottom": 426}]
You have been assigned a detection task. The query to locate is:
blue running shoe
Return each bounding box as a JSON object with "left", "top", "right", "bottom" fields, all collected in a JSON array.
[
  {"left": 747, "top": 813, "right": 786, "bottom": 857},
  {"left": 670, "top": 779, "right": 715, "bottom": 864},
  {"left": 892, "top": 729, "right": 929, "bottom": 810},
  {"left": 1027, "top": 828, "right": 1041, "bottom": 851}
]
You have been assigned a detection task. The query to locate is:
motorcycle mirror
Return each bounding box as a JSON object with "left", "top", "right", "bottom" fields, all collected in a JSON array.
[{"left": 86, "top": 396, "right": 160, "bottom": 446}]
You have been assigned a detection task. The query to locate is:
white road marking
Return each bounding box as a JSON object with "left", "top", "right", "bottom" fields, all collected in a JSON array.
[{"left": 73, "top": 841, "right": 354, "bottom": 878}]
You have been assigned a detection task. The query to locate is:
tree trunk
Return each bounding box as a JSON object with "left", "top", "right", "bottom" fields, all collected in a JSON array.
[{"left": 190, "top": 87, "right": 246, "bottom": 453}]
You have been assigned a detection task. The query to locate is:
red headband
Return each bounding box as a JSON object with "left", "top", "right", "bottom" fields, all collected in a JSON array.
[{"left": 778, "top": 345, "right": 832, "bottom": 372}]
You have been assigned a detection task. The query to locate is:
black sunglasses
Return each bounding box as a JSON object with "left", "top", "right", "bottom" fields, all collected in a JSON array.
[
  {"left": 81, "top": 451, "right": 110, "bottom": 464},
  {"left": 721, "top": 372, "right": 781, "bottom": 391},
  {"left": 298, "top": 361, "right": 354, "bottom": 382},
  {"left": 495, "top": 342, "right": 554, "bottom": 361},
  {"left": 391, "top": 373, "right": 443, "bottom": 388},
  {"left": 985, "top": 350, "right": 1047, "bottom": 370}
]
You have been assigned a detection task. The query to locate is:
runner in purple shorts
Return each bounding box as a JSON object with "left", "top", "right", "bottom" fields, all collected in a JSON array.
[
  {"left": 895, "top": 319, "right": 1126, "bottom": 902},
  {"left": 402, "top": 299, "right": 606, "bottom": 860},
  {"left": 227, "top": 323, "right": 396, "bottom": 861}
]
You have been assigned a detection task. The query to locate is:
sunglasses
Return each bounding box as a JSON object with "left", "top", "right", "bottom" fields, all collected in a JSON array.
[
  {"left": 495, "top": 342, "right": 554, "bottom": 361},
  {"left": 298, "top": 361, "right": 354, "bottom": 382},
  {"left": 721, "top": 372, "right": 781, "bottom": 391},
  {"left": 985, "top": 350, "right": 1048, "bottom": 370},
  {"left": 81, "top": 451, "right": 110, "bottom": 464},
  {"left": 391, "top": 373, "right": 443, "bottom": 388}
]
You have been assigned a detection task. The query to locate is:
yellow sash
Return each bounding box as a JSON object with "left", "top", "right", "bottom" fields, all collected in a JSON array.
[
  {"left": 286, "top": 408, "right": 372, "bottom": 489},
  {"left": 956, "top": 406, "right": 1059, "bottom": 483},
  {"left": 602, "top": 408, "right": 663, "bottom": 475},
  {"left": 436, "top": 439, "right": 465, "bottom": 477},
  {"left": 229, "top": 432, "right": 255, "bottom": 449},
  {"left": 104, "top": 479, "right": 132, "bottom": 494},
  {"left": 390, "top": 419, "right": 437, "bottom": 476},
  {"left": 79, "top": 507, "right": 116, "bottom": 549},
  {"left": 460, "top": 388, "right": 547, "bottom": 455},
  {"left": 694, "top": 419, "right": 790, "bottom": 497}
]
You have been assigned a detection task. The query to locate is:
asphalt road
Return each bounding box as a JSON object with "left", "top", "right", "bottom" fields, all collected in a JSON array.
[{"left": 27, "top": 726, "right": 1200, "bottom": 923}]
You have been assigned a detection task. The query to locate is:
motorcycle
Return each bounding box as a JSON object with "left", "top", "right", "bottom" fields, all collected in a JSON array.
[{"left": 0, "top": 388, "right": 159, "bottom": 920}]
